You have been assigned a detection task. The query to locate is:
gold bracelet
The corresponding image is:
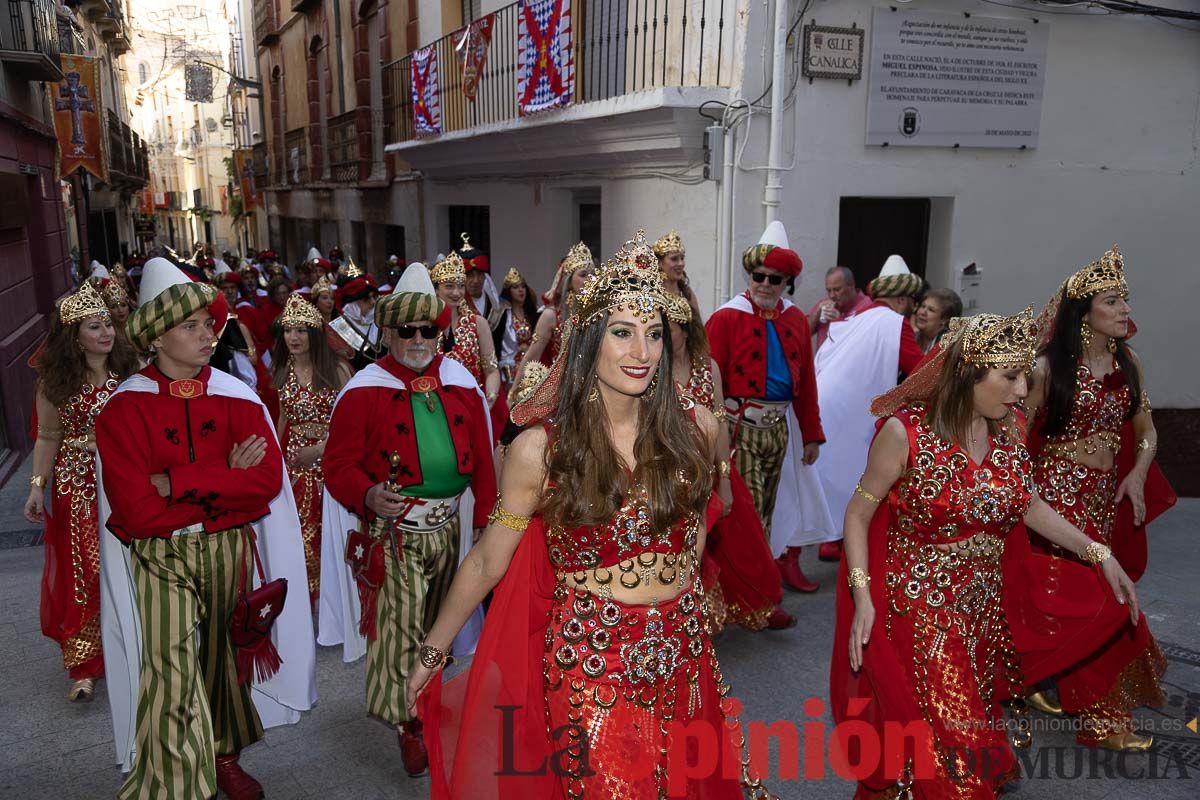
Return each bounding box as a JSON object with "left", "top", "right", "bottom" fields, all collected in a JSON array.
[
  {"left": 419, "top": 643, "right": 453, "bottom": 670},
  {"left": 847, "top": 567, "right": 870, "bottom": 590},
  {"left": 30, "top": 475, "right": 48, "bottom": 489},
  {"left": 714, "top": 460, "right": 731, "bottom": 477},
  {"left": 36, "top": 425, "right": 62, "bottom": 438},
  {"left": 854, "top": 483, "right": 883, "bottom": 505},
  {"left": 482, "top": 354, "right": 499, "bottom": 371},
  {"left": 1136, "top": 438, "right": 1155, "bottom": 453},
  {"left": 1139, "top": 391, "right": 1152, "bottom": 414},
  {"left": 1082, "top": 542, "right": 1112, "bottom": 565},
  {"left": 488, "top": 502, "right": 532, "bottom": 532}
]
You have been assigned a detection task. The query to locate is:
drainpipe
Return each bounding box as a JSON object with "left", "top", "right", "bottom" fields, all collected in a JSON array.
[
  {"left": 722, "top": 116, "right": 737, "bottom": 302},
  {"left": 762, "top": 0, "right": 789, "bottom": 224}
]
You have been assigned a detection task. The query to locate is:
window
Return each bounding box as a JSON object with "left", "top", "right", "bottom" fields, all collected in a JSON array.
[{"left": 139, "top": 62, "right": 148, "bottom": 84}]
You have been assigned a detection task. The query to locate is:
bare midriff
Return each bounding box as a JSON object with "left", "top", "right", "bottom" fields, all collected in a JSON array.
[
  {"left": 1040, "top": 431, "right": 1119, "bottom": 473},
  {"left": 558, "top": 549, "right": 699, "bottom": 606}
]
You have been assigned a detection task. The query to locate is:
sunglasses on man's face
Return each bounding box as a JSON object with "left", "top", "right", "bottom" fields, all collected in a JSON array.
[
  {"left": 395, "top": 325, "right": 440, "bottom": 340},
  {"left": 751, "top": 271, "right": 785, "bottom": 286}
]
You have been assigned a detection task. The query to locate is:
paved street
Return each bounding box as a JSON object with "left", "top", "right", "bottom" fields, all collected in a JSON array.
[{"left": 1, "top": 453, "right": 1197, "bottom": 798}]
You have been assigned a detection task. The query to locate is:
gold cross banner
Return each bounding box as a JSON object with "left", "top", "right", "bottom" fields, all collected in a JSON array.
[{"left": 51, "top": 55, "right": 107, "bottom": 181}]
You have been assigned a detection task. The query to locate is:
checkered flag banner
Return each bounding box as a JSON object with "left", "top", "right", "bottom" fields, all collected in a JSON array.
[
  {"left": 411, "top": 46, "right": 442, "bottom": 136},
  {"left": 517, "top": 0, "right": 574, "bottom": 116}
]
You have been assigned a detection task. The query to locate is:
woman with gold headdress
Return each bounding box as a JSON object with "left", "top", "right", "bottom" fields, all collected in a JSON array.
[
  {"left": 1019, "top": 246, "right": 1175, "bottom": 750},
  {"left": 498, "top": 267, "right": 541, "bottom": 382},
  {"left": 23, "top": 282, "right": 139, "bottom": 701},
  {"left": 409, "top": 231, "right": 767, "bottom": 799},
  {"left": 311, "top": 273, "right": 353, "bottom": 362},
  {"left": 665, "top": 294, "right": 796, "bottom": 632},
  {"left": 654, "top": 230, "right": 702, "bottom": 319},
  {"left": 521, "top": 241, "right": 595, "bottom": 370},
  {"left": 271, "top": 294, "right": 353, "bottom": 606},
  {"left": 831, "top": 308, "right": 1143, "bottom": 798}
]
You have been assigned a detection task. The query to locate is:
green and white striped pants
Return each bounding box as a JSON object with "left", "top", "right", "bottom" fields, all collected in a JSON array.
[
  {"left": 366, "top": 515, "right": 459, "bottom": 725},
  {"left": 120, "top": 528, "right": 263, "bottom": 800},
  {"left": 731, "top": 420, "right": 789, "bottom": 540}
]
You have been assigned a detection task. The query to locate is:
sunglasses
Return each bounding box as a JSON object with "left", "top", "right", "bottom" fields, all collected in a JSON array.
[
  {"left": 751, "top": 271, "right": 785, "bottom": 286},
  {"left": 394, "top": 325, "right": 439, "bottom": 340}
]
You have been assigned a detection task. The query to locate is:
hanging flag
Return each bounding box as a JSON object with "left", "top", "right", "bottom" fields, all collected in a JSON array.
[
  {"left": 51, "top": 55, "right": 107, "bottom": 181},
  {"left": 457, "top": 14, "right": 495, "bottom": 102},
  {"left": 233, "top": 148, "right": 263, "bottom": 208},
  {"left": 411, "top": 46, "right": 442, "bottom": 136},
  {"left": 517, "top": 0, "right": 574, "bottom": 116}
]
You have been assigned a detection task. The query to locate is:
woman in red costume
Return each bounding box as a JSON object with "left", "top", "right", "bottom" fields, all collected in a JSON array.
[
  {"left": 23, "top": 282, "right": 138, "bottom": 700},
  {"left": 665, "top": 294, "right": 795, "bottom": 632},
  {"left": 431, "top": 251, "right": 507, "bottom": 439},
  {"left": 408, "top": 231, "right": 771, "bottom": 799},
  {"left": 831, "top": 307, "right": 1142, "bottom": 799},
  {"left": 499, "top": 267, "right": 540, "bottom": 382},
  {"left": 312, "top": 273, "right": 353, "bottom": 362},
  {"left": 1021, "top": 245, "right": 1175, "bottom": 750},
  {"left": 271, "top": 293, "right": 352, "bottom": 605},
  {"left": 521, "top": 241, "right": 595, "bottom": 372}
]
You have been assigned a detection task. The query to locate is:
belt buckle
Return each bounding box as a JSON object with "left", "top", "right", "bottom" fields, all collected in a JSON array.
[
  {"left": 425, "top": 501, "right": 452, "bottom": 527},
  {"left": 761, "top": 409, "right": 782, "bottom": 427}
]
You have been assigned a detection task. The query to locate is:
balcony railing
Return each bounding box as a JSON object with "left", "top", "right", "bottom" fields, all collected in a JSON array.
[
  {"left": 327, "top": 111, "right": 360, "bottom": 182},
  {"left": 384, "top": 0, "right": 733, "bottom": 145},
  {"left": 105, "top": 109, "right": 149, "bottom": 187},
  {"left": 253, "top": 0, "right": 279, "bottom": 46},
  {"left": 0, "top": 0, "right": 63, "bottom": 82},
  {"left": 284, "top": 128, "right": 307, "bottom": 184},
  {"left": 251, "top": 142, "right": 269, "bottom": 187}
]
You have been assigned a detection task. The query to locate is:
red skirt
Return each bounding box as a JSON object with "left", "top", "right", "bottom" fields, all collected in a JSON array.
[
  {"left": 705, "top": 469, "right": 782, "bottom": 631},
  {"left": 40, "top": 445, "right": 104, "bottom": 679},
  {"left": 290, "top": 465, "right": 324, "bottom": 605}
]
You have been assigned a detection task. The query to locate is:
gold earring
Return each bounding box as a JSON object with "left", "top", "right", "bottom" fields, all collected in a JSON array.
[
  {"left": 587, "top": 386, "right": 599, "bottom": 403},
  {"left": 1107, "top": 337, "right": 1118, "bottom": 354},
  {"left": 1080, "top": 319, "right": 1093, "bottom": 352},
  {"left": 642, "top": 373, "right": 659, "bottom": 401}
]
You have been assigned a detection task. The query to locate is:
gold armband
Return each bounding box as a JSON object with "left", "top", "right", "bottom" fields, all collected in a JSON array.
[
  {"left": 714, "top": 460, "right": 730, "bottom": 477},
  {"left": 854, "top": 483, "right": 883, "bottom": 505},
  {"left": 847, "top": 568, "right": 870, "bottom": 590},
  {"left": 1136, "top": 438, "right": 1155, "bottom": 454},
  {"left": 30, "top": 475, "right": 48, "bottom": 489},
  {"left": 489, "top": 502, "right": 531, "bottom": 532},
  {"left": 482, "top": 354, "right": 499, "bottom": 371},
  {"left": 1138, "top": 391, "right": 1151, "bottom": 414},
  {"left": 37, "top": 425, "right": 62, "bottom": 438},
  {"left": 1082, "top": 542, "right": 1112, "bottom": 565}
]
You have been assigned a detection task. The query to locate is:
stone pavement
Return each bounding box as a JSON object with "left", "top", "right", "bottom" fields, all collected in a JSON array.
[{"left": 1, "top": 460, "right": 1197, "bottom": 798}]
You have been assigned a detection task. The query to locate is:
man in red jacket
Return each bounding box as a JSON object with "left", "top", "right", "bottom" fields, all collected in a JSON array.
[
  {"left": 321, "top": 262, "right": 497, "bottom": 778},
  {"left": 707, "top": 221, "right": 826, "bottom": 593}
]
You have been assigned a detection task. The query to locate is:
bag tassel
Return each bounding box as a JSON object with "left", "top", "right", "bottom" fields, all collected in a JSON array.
[
  {"left": 237, "top": 634, "right": 284, "bottom": 685},
  {"left": 357, "top": 579, "right": 380, "bottom": 641}
]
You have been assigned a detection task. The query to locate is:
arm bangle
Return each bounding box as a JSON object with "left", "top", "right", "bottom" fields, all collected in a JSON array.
[
  {"left": 488, "top": 502, "right": 532, "bottom": 532},
  {"left": 419, "top": 643, "right": 453, "bottom": 670},
  {"left": 854, "top": 484, "right": 883, "bottom": 505},
  {"left": 30, "top": 475, "right": 48, "bottom": 489},
  {"left": 714, "top": 460, "right": 730, "bottom": 477},
  {"left": 1136, "top": 438, "right": 1155, "bottom": 454},
  {"left": 847, "top": 568, "right": 870, "bottom": 590},
  {"left": 1082, "top": 542, "right": 1112, "bottom": 565}
]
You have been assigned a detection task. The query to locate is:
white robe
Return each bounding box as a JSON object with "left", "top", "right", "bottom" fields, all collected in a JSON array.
[
  {"left": 813, "top": 306, "right": 904, "bottom": 541},
  {"left": 317, "top": 358, "right": 488, "bottom": 664},
  {"left": 98, "top": 369, "right": 318, "bottom": 772}
]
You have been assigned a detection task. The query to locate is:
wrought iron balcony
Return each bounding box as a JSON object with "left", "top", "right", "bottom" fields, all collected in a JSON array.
[
  {"left": 1, "top": 0, "right": 63, "bottom": 82},
  {"left": 105, "top": 109, "right": 148, "bottom": 188},
  {"left": 253, "top": 0, "right": 279, "bottom": 46},
  {"left": 326, "top": 111, "right": 360, "bottom": 182}
]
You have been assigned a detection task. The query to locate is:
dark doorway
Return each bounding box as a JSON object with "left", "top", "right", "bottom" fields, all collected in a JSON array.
[
  {"left": 837, "top": 198, "right": 930, "bottom": 289},
  {"left": 87, "top": 209, "right": 121, "bottom": 266},
  {"left": 385, "top": 225, "right": 407, "bottom": 263},
  {"left": 579, "top": 202, "right": 601, "bottom": 260},
  {"left": 448, "top": 205, "right": 490, "bottom": 255}
]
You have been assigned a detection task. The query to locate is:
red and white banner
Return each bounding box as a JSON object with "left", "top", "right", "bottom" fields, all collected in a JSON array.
[
  {"left": 517, "top": 0, "right": 574, "bottom": 116},
  {"left": 411, "top": 46, "right": 442, "bottom": 136},
  {"left": 457, "top": 15, "right": 495, "bottom": 102}
]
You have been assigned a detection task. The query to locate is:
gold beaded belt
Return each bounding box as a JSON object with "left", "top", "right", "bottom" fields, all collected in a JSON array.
[{"left": 725, "top": 398, "right": 789, "bottom": 429}]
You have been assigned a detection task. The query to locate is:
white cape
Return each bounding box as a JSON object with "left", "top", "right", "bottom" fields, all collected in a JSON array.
[
  {"left": 813, "top": 306, "right": 904, "bottom": 541},
  {"left": 317, "top": 358, "right": 489, "bottom": 663},
  {"left": 716, "top": 295, "right": 838, "bottom": 555},
  {"left": 98, "top": 369, "right": 318, "bottom": 772}
]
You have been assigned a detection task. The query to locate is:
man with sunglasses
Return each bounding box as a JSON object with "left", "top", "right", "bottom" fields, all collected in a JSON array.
[
  {"left": 707, "top": 221, "right": 832, "bottom": 595},
  {"left": 319, "top": 262, "right": 497, "bottom": 778}
]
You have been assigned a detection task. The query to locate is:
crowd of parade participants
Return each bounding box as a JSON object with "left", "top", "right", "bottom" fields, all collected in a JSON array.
[{"left": 23, "top": 226, "right": 1176, "bottom": 799}]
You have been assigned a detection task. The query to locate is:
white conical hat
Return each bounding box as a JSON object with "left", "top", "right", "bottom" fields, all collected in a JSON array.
[
  {"left": 758, "top": 220, "right": 790, "bottom": 249},
  {"left": 395, "top": 262, "right": 433, "bottom": 295},
  {"left": 213, "top": 259, "right": 231, "bottom": 276},
  {"left": 306, "top": 247, "right": 322, "bottom": 262},
  {"left": 878, "top": 254, "right": 912, "bottom": 278},
  {"left": 89, "top": 261, "right": 109, "bottom": 279},
  {"left": 137, "top": 257, "right": 193, "bottom": 311}
]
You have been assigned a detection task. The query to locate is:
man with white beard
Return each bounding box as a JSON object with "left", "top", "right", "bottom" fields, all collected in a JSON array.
[{"left": 319, "top": 263, "right": 496, "bottom": 779}]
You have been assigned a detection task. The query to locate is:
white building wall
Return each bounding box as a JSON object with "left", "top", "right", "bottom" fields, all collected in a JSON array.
[{"left": 724, "top": 0, "right": 1200, "bottom": 406}]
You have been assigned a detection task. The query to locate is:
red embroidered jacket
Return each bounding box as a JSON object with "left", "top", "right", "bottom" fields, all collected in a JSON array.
[
  {"left": 705, "top": 293, "right": 825, "bottom": 444},
  {"left": 322, "top": 355, "right": 497, "bottom": 528},
  {"left": 96, "top": 365, "right": 284, "bottom": 543}
]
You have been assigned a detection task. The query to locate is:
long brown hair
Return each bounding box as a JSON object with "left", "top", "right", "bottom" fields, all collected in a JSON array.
[
  {"left": 270, "top": 323, "right": 347, "bottom": 392},
  {"left": 37, "top": 307, "right": 139, "bottom": 406},
  {"left": 924, "top": 335, "right": 1013, "bottom": 446},
  {"left": 540, "top": 312, "right": 713, "bottom": 533},
  {"left": 677, "top": 314, "right": 711, "bottom": 372}
]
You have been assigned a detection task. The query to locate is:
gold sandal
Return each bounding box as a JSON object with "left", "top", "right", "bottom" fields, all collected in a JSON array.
[
  {"left": 1026, "top": 689, "right": 1063, "bottom": 716},
  {"left": 1095, "top": 731, "right": 1153, "bottom": 752},
  {"left": 68, "top": 678, "right": 95, "bottom": 702}
]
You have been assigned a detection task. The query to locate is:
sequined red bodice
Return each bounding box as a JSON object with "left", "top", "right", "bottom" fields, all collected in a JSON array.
[
  {"left": 678, "top": 360, "right": 717, "bottom": 413},
  {"left": 890, "top": 403, "right": 1034, "bottom": 542},
  {"left": 444, "top": 303, "right": 483, "bottom": 383},
  {"left": 547, "top": 482, "right": 700, "bottom": 573},
  {"left": 1042, "top": 363, "right": 1131, "bottom": 446},
  {"left": 278, "top": 362, "right": 337, "bottom": 467}
]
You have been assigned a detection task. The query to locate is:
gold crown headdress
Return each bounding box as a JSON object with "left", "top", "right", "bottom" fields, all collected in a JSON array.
[
  {"left": 574, "top": 230, "right": 670, "bottom": 325},
  {"left": 503, "top": 267, "right": 524, "bottom": 289},
  {"left": 430, "top": 251, "right": 466, "bottom": 284},
  {"left": 652, "top": 230, "right": 684, "bottom": 258},
  {"left": 340, "top": 257, "right": 364, "bottom": 280},
  {"left": 562, "top": 241, "right": 594, "bottom": 276},
  {"left": 278, "top": 293, "right": 324, "bottom": 329},
  {"left": 59, "top": 282, "right": 110, "bottom": 325},
  {"left": 1065, "top": 245, "right": 1127, "bottom": 300},
  {"left": 513, "top": 361, "right": 550, "bottom": 406},
  {"left": 99, "top": 278, "right": 129, "bottom": 308},
  {"left": 664, "top": 293, "right": 693, "bottom": 324},
  {"left": 312, "top": 273, "right": 335, "bottom": 297}
]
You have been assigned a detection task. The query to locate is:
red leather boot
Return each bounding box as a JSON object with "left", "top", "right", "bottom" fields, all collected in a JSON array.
[
  {"left": 398, "top": 718, "right": 429, "bottom": 777},
  {"left": 215, "top": 753, "right": 264, "bottom": 800},
  {"left": 764, "top": 604, "right": 796, "bottom": 629},
  {"left": 775, "top": 546, "right": 819, "bottom": 593},
  {"left": 818, "top": 540, "right": 844, "bottom": 562}
]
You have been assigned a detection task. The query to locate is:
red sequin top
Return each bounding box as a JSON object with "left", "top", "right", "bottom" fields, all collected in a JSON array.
[
  {"left": 444, "top": 302, "right": 483, "bottom": 384},
  {"left": 1041, "top": 363, "right": 1131, "bottom": 445},
  {"left": 54, "top": 374, "right": 119, "bottom": 502},
  {"left": 278, "top": 361, "right": 337, "bottom": 471},
  {"left": 890, "top": 402, "right": 1034, "bottom": 543},
  {"left": 677, "top": 360, "right": 717, "bottom": 413},
  {"left": 547, "top": 481, "right": 701, "bottom": 572}
]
